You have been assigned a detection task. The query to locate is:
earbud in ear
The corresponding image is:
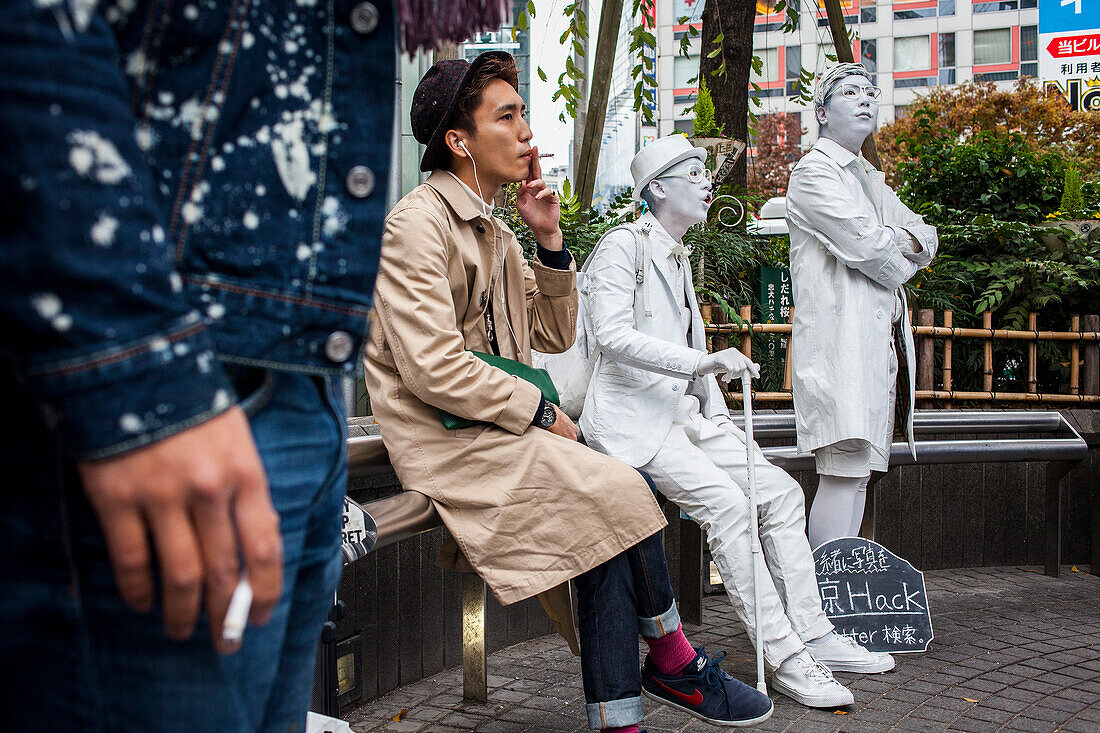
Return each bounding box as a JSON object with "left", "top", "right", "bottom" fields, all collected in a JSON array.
[{"left": 458, "top": 140, "right": 469, "bottom": 155}]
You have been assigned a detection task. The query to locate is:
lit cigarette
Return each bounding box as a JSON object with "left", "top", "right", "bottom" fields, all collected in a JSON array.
[
  {"left": 539, "top": 153, "right": 554, "bottom": 158},
  {"left": 222, "top": 576, "right": 253, "bottom": 645}
]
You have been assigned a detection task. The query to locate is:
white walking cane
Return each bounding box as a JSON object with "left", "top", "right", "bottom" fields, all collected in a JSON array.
[{"left": 741, "top": 373, "right": 767, "bottom": 695}]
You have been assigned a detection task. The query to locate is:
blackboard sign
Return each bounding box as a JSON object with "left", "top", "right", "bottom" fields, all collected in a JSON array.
[{"left": 813, "top": 537, "right": 934, "bottom": 654}]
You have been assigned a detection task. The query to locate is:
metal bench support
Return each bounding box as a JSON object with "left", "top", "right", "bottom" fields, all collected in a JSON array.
[
  {"left": 461, "top": 573, "right": 488, "bottom": 702},
  {"left": 678, "top": 516, "right": 704, "bottom": 626},
  {"left": 1046, "top": 461, "right": 1076, "bottom": 578}
]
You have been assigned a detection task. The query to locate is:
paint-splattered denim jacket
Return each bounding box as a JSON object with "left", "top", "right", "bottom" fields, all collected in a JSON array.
[{"left": 0, "top": 1, "right": 395, "bottom": 459}]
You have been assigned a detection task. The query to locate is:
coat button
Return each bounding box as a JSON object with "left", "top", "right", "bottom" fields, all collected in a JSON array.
[
  {"left": 325, "top": 331, "right": 355, "bottom": 362},
  {"left": 476, "top": 224, "right": 485, "bottom": 233},
  {"left": 672, "top": 384, "right": 680, "bottom": 392},
  {"left": 875, "top": 310, "right": 884, "bottom": 320},
  {"left": 346, "top": 166, "right": 375, "bottom": 198},
  {"left": 350, "top": 2, "right": 379, "bottom": 34}
]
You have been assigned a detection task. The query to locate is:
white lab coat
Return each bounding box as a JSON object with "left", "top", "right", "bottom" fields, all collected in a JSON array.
[
  {"left": 785, "top": 138, "right": 938, "bottom": 458},
  {"left": 579, "top": 213, "right": 731, "bottom": 468}
]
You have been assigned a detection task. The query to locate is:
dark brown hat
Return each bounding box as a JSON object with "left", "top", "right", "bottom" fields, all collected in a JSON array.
[{"left": 411, "top": 51, "right": 514, "bottom": 172}]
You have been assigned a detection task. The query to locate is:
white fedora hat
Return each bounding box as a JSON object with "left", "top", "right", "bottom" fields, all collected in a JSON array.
[{"left": 630, "top": 134, "right": 708, "bottom": 202}]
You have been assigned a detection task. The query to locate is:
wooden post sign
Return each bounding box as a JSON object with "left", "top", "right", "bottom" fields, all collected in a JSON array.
[{"left": 813, "top": 537, "right": 934, "bottom": 653}]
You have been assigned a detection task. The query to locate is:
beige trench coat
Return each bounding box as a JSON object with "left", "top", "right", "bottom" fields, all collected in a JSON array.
[{"left": 364, "top": 172, "right": 667, "bottom": 612}]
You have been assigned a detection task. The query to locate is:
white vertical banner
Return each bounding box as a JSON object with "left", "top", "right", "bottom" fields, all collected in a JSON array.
[{"left": 1039, "top": 0, "right": 1100, "bottom": 112}]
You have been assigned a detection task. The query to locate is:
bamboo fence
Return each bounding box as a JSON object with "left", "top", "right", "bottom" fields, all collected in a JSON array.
[{"left": 705, "top": 307, "right": 1100, "bottom": 405}]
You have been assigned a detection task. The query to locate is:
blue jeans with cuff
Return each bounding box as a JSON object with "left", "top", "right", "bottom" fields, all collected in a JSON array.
[
  {"left": 0, "top": 365, "right": 347, "bottom": 732},
  {"left": 574, "top": 472, "right": 681, "bottom": 730}
]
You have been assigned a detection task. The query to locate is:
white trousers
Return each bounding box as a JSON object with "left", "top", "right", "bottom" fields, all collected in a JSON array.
[{"left": 641, "top": 396, "right": 834, "bottom": 669}]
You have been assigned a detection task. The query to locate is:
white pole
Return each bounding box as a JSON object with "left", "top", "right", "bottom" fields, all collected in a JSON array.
[{"left": 741, "top": 374, "right": 767, "bottom": 695}]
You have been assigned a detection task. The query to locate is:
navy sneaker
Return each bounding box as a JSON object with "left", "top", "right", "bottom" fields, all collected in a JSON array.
[{"left": 641, "top": 647, "right": 773, "bottom": 727}]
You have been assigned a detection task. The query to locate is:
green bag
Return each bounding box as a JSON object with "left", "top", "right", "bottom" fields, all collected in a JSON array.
[{"left": 440, "top": 351, "right": 560, "bottom": 431}]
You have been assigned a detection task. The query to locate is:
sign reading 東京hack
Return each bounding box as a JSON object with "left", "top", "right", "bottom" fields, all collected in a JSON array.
[
  {"left": 813, "top": 537, "right": 934, "bottom": 654},
  {"left": 1039, "top": 0, "right": 1100, "bottom": 112}
]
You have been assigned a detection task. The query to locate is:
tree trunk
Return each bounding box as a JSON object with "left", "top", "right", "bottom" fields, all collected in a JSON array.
[{"left": 700, "top": 0, "right": 754, "bottom": 191}]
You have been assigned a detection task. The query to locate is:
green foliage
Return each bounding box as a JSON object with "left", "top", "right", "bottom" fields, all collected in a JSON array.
[
  {"left": 628, "top": 0, "right": 658, "bottom": 126},
  {"left": 1060, "top": 166, "right": 1085, "bottom": 218},
  {"left": 692, "top": 80, "right": 721, "bottom": 138},
  {"left": 893, "top": 113, "right": 1100, "bottom": 396},
  {"left": 897, "top": 112, "right": 1064, "bottom": 225},
  {"left": 550, "top": 2, "right": 588, "bottom": 124}
]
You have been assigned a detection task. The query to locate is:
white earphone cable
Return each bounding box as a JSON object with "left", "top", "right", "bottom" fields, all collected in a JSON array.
[{"left": 461, "top": 141, "right": 520, "bottom": 355}]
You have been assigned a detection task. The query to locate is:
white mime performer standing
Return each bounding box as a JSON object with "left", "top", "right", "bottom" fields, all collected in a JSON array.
[
  {"left": 580, "top": 134, "right": 894, "bottom": 709},
  {"left": 786, "top": 64, "right": 938, "bottom": 549}
]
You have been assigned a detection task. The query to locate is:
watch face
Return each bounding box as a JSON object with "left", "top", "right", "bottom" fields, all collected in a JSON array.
[{"left": 541, "top": 402, "right": 557, "bottom": 427}]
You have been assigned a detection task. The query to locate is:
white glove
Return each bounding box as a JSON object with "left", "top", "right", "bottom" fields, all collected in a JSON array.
[
  {"left": 696, "top": 348, "right": 760, "bottom": 384},
  {"left": 710, "top": 414, "right": 747, "bottom": 442}
]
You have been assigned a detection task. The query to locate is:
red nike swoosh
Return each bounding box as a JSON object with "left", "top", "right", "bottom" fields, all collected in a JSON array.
[{"left": 652, "top": 677, "right": 704, "bottom": 706}]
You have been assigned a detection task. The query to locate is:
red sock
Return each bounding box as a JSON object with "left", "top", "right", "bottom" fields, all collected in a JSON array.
[
  {"left": 643, "top": 623, "right": 697, "bottom": 675},
  {"left": 603, "top": 726, "right": 639, "bottom": 733}
]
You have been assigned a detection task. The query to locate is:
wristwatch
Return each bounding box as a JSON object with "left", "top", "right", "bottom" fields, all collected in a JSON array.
[{"left": 538, "top": 401, "right": 557, "bottom": 429}]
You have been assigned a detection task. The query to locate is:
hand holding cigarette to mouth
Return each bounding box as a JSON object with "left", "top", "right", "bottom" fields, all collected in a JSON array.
[{"left": 517, "top": 145, "right": 564, "bottom": 250}]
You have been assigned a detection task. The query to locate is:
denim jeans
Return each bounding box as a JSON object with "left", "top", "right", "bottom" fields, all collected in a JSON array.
[
  {"left": 573, "top": 472, "right": 682, "bottom": 730},
  {"left": 0, "top": 365, "right": 347, "bottom": 732}
]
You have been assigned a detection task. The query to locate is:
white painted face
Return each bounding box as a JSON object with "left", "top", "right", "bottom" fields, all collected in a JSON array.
[
  {"left": 649, "top": 157, "right": 713, "bottom": 229},
  {"left": 818, "top": 74, "right": 879, "bottom": 149}
]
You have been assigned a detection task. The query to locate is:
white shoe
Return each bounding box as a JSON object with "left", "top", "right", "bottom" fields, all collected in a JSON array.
[
  {"left": 806, "top": 632, "right": 896, "bottom": 674},
  {"left": 771, "top": 650, "right": 854, "bottom": 708}
]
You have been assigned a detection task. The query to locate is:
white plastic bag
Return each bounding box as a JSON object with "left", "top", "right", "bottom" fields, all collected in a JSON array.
[{"left": 532, "top": 272, "right": 595, "bottom": 420}]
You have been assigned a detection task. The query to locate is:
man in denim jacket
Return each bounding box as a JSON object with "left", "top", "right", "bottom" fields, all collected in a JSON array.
[{"left": 0, "top": 2, "right": 404, "bottom": 730}]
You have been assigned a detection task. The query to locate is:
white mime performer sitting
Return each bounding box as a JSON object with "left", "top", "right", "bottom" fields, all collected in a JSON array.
[
  {"left": 579, "top": 134, "right": 894, "bottom": 709},
  {"left": 786, "top": 63, "right": 938, "bottom": 550}
]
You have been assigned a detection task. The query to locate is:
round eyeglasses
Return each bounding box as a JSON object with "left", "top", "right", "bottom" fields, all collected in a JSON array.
[
  {"left": 828, "top": 83, "right": 882, "bottom": 102},
  {"left": 657, "top": 163, "right": 713, "bottom": 185}
]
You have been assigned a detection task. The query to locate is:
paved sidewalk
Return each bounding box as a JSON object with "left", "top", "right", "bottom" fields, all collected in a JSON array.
[{"left": 344, "top": 566, "right": 1100, "bottom": 732}]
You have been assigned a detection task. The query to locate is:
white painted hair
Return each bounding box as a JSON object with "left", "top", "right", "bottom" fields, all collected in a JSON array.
[{"left": 813, "top": 62, "right": 872, "bottom": 112}]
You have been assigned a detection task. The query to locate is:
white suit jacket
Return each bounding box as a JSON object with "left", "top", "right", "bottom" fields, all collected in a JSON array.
[
  {"left": 786, "top": 138, "right": 938, "bottom": 457},
  {"left": 579, "top": 213, "right": 729, "bottom": 467}
]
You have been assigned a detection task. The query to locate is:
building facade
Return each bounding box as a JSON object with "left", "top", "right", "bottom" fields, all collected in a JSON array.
[{"left": 654, "top": 0, "right": 1041, "bottom": 145}]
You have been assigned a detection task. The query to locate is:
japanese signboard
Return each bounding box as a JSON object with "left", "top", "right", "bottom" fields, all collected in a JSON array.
[
  {"left": 1040, "top": 0, "right": 1100, "bottom": 112},
  {"left": 813, "top": 537, "right": 934, "bottom": 653},
  {"left": 758, "top": 266, "right": 792, "bottom": 364}
]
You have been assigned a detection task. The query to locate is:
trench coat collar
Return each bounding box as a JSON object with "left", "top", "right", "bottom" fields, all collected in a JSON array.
[
  {"left": 814, "top": 138, "right": 884, "bottom": 219},
  {"left": 813, "top": 137, "right": 868, "bottom": 171},
  {"left": 426, "top": 169, "right": 492, "bottom": 222}
]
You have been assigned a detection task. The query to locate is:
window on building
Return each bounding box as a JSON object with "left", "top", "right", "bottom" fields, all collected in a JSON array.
[
  {"left": 894, "top": 35, "right": 931, "bottom": 72},
  {"left": 1020, "top": 26, "right": 1038, "bottom": 63},
  {"left": 861, "top": 0, "right": 877, "bottom": 23},
  {"left": 785, "top": 45, "right": 803, "bottom": 96},
  {"left": 809, "top": 42, "right": 837, "bottom": 74},
  {"left": 974, "top": 70, "right": 1018, "bottom": 81},
  {"left": 939, "top": 0, "right": 956, "bottom": 15},
  {"left": 939, "top": 33, "right": 956, "bottom": 85},
  {"left": 895, "top": 6, "right": 937, "bottom": 20},
  {"left": 862, "top": 39, "right": 878, "bottom": 74},
  {"left": 786, "top": 45, "right": 801, "bottom": 80},
  {"left": 673, "top": 55, "right": 697, "bottom": 88},
  {"left": 973, "top": 28, "right": 1012, "bottom": 66},
  {"left": 974, "top": 1, "right": 1018, "bottom": 12},
  {"left": 939, "top": 33, "right": 955, "bottom": 68},
  {"left": 751, "top": 47, "right": 781, "bottom": 83}
]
